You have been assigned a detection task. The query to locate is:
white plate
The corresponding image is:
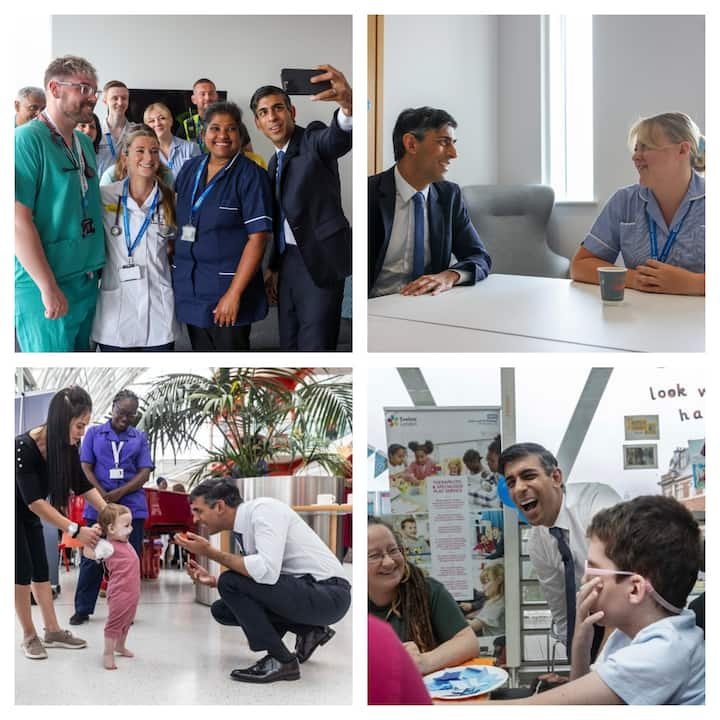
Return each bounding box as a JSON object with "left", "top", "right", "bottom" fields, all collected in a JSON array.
[{"left": 424, "top": 664, "right": 508, "bottom": 700}]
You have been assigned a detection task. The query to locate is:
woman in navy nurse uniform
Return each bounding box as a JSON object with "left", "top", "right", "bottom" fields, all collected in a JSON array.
[
  {"left": 571, "top": 112, "right": 705, "bottom": 296},
  {"left": 173, "top": 101, "right": 273, "bottom": 351}
]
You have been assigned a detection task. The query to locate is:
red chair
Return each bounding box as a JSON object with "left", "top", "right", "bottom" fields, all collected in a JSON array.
[{"left": 58, "top": 494, "right": 87, "bottom": 572}]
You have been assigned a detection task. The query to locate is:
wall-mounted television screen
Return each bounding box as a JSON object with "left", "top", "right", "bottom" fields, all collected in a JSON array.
[{"left": 125, "top": 88, "right": 228, "bottom": 136}]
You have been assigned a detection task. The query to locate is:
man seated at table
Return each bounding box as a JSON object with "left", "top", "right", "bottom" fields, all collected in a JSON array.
[{"left": 368, "top": 106, "right": 491, "bottom": 297}]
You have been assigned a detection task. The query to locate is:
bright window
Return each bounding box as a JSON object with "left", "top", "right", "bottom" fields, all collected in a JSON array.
[{"left": 542, "top": 15, "right": 594, "bottom": 202}]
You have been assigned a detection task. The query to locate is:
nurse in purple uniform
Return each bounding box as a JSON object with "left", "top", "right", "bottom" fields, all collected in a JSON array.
[{"left": 70, "top": 389, "right": 154, "bottom": 625}]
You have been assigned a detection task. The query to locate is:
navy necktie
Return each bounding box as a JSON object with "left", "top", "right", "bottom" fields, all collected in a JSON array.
[
  {"left": 411, "top": 191, "right": 425, "bottom": 279},
  {"left": 233, "top": 531, "right": 246, "bottom": 555},
  {"left": 275, "top": 150, "right": 286, "bottom": 254},
  {"left": 549, "top": 526, "right": 576, "bottom": 662}
]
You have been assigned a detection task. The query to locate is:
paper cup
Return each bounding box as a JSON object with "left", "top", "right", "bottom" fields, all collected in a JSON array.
[{"left": 597, "top": 266, "right": 627, "bottom": 304}]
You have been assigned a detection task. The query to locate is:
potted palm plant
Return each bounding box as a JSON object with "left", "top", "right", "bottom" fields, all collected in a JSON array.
[{"left": 138, "top": 367, "right": 352, "bottom": 485}]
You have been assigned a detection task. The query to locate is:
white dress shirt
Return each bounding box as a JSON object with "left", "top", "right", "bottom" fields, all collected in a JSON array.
[
  {"left": 275, "top": 109, "right": 353, "bottom": 247},
  {"left": 528, "top": 482, "right": 622, "bottom": 639},
  {"left": 371, "top": 166, "right": 472, "bottom": 297},
  {"left": 233, "top": 497, "right": 348, "bottom": 585}
]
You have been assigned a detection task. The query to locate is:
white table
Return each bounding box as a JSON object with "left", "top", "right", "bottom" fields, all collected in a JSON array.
[{"left": 368, "top": 274, "right": 704, "bottom": 352}]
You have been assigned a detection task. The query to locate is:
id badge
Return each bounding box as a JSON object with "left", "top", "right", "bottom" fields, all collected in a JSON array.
[
  {"left": 118, "top": 264, "right": 141, "bottom": 282},
  {"left": 109, "top": 468, "right": 124, "bottom": 480},
  {"left": 182, "top": 224, "right": 197, "bottom": 242}
]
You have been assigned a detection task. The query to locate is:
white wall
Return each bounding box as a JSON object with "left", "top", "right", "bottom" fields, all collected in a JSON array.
[
  {"left": 382, "top": 15, "right": 498, "bottom": 187},
  {"left": 51, "top": 15, "right": 353, "bottom": 218},
  {"left": 498, "top": 15, "right": 705, "bottom": 258}
]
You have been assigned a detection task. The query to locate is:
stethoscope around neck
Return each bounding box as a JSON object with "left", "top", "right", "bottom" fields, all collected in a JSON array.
[
  {"left": 110, "top": 195, "right": 122, "bottom": 236},
  {"left": 110, "top": 185, "right": 171, "bottom": 241}
]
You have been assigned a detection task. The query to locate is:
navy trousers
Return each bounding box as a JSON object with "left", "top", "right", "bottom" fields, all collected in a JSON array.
[
  {"left": 74, "top": 518, "right": 144, "bottom": 616},
  {"left": 211, "top": 572, "right": 351, "bottom": 661},
  {"left": 277, "top": 246, "right": 344, "bottom": 351}
]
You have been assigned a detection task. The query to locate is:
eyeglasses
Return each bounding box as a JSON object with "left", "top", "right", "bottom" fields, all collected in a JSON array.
[
  {"left": 583, "top": 561, "right": 682, "bottom": 614},
  {"left": 368, "top": 546, "right": 403, "bottom": 564},
  {"left": 55, "top": 80, "right": 97, "bottom": 97}
]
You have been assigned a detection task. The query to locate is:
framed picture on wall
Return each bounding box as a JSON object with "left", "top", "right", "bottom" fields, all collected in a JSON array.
[
  {"left": 623, "top": 444, "right": 658, "bottom": 470},
  {"left": 624, "top": 414, "right": 660, "bottom": 441}
]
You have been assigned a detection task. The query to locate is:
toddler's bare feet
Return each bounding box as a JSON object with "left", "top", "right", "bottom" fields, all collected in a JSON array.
[
  {"left": 115, "top": 647, "right": 134, "bottom": 657},
  {"left": 103, "top": 654, "right": 117, "bottom": 670}
]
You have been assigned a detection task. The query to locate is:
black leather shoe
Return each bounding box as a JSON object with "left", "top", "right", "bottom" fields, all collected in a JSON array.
[
  {"left": 230, "top": 654, "right": 300, "bottom": 683},
  {"left": 69, "top": 613, "right": 89, "bottom": 626},
  {"left": 295, "top": 626, "right": 335, "bottom": 664}
]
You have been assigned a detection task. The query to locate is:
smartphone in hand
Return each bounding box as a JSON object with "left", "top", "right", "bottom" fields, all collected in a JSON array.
[{"left": 281, "top": 68, "right": 332, "bottom": 95}]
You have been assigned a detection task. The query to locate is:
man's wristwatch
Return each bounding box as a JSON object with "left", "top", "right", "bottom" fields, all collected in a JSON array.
[{"left": 67, "top": 522, "right": 81, "bottom": 538}]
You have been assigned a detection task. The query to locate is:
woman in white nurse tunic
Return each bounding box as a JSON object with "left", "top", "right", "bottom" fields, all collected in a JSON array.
[{"left": 92, "top": 126, "right": 180, "bottom": 351}]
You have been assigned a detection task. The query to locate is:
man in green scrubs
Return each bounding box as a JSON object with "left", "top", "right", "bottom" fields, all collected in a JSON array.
[{"left": 15, "top": 55, "right": 104, "bottom": 352}]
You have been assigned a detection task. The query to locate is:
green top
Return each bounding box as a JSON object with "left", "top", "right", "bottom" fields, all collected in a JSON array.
[
  {"left": 369, "top": 575, "right": 468, "bottom": 646},
  {"left": 15, "top": 120, "right": 104, "bottom": 287}
]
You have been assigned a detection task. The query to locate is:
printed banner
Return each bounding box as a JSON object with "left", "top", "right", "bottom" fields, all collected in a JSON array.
[{"left": 383, "top": 406, "right": 504, "bottom": 642}]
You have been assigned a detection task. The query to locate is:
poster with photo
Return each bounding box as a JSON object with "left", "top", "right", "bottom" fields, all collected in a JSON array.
[
  {"left": 384, "top": 407, "right": 501, "bottom": 610},
  {"left": 623, "top": 443, "right": 658, "bottom": 469},
  {"left": 624, "top": 414, "right": 660, "bottom": 441},
  {"left": 688, "top": 438, "right": 705, "bottom": 491}
]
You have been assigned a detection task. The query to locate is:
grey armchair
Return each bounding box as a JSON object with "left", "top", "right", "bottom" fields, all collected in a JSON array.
[{"left": 462, "top": 184, "right": 570, "bottom": 278}]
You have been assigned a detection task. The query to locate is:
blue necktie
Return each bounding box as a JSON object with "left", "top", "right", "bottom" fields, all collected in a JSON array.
[
  {"left": 275, "top": 150, "right": 286, "bottom": 254},
  {"left": 411, "top": 192, "right": 425, "bottom": 279},
  {"left": 549, "top": 526, "right": 576, "bottom": 662},
  {"left": 233, "top": 531, "right": 246, "bottom": 555}
]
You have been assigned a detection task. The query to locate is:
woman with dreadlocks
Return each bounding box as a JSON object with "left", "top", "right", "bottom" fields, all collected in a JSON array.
[
  {"left": 368, "top": 518, "right": 477, "bottom": 675},
  {"left": 69, "top": 388, "right": 153, "bottom": 626}
]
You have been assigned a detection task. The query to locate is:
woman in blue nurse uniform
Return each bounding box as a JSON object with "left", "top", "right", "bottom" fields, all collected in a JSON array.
[
  {"left": 173, "top": 101, "right": 273, "bottom": 351},
  {"left": 571, "top": 112, "right": 705, "bottom": 296},
  {"left": 91, "top": 126, "right": 179, "bottom": 351}
]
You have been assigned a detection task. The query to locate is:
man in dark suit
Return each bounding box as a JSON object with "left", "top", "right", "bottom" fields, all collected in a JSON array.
[
  {"left": 369, "top": 107, "right": 491, "bottom": 297},
  {"left": 251, "top": 65, "right": 352, "bottom": 351}
]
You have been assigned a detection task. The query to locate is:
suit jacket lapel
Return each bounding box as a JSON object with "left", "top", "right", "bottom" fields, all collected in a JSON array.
[
  {"left": 270, "top": 126, "right": 304, "bottom": 193},
  {"left": 375, "top": 168, "right": 397, "bottom": 278},
  {"left": 427, "top": 183, "right": 445, "bottom": 273}
]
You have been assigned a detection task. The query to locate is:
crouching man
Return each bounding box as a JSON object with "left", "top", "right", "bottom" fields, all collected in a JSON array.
[{"left": 175, "top": 478, "right": 351, "bottom": 683}]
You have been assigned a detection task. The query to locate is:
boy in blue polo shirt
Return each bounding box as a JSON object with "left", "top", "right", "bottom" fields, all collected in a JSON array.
[{"left": 495, "top": 495, "right": 703, "bottom": 705}]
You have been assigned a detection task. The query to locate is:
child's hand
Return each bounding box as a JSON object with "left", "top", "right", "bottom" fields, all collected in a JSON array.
[{"left": 573, "top": 576, "right": 605, "bottom": 658}]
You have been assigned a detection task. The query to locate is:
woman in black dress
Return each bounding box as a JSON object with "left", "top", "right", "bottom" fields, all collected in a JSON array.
[{"left": 16, "top": 386, "right": 106, "bottom": 660}]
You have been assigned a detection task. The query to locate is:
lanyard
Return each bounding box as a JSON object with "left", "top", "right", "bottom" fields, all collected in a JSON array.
[
  {"left": 188, "top": 152, "right": 241, "bottom": 226},
  {"left": 104, "top": 120, "right": 127, "bottom": 159},
  {"left": 196, "top": 118, "right": 206, "bottom": 153},
  {"left": 110, "top": 441, "right": 124, "bottom": 468},
  {"left": 40, "top": 111, "right": 89, "bottom": 213},
  {"left": 105, "top": 132, "right": 116, "bottom": 159},
  {"left": 646, "top": 202, "right": 693, "bottom": 263},
  {"left": 122, "top": 179, "right": 160, "bottom": 259}
]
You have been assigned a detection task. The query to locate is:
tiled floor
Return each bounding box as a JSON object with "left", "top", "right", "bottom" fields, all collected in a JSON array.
[{"left": 15, "top": 563, "right": 353, "bottom": 705}]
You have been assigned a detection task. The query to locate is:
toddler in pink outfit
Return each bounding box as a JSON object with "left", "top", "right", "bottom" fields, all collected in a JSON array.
[{"left": 83, "top": 503, "right": 141, "bottom": 670}]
